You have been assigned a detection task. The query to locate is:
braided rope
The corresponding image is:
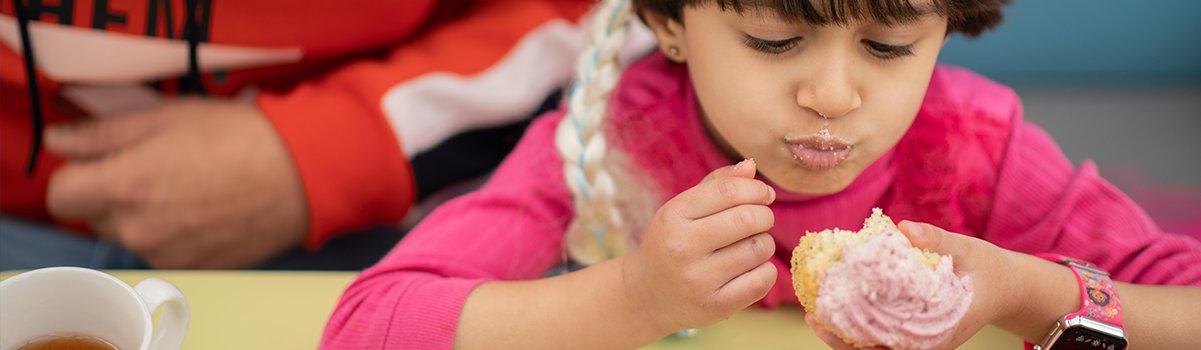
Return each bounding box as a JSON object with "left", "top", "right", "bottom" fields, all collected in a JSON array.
[{"left": 555, "top": 0, "right": 633, "bottom": 265}]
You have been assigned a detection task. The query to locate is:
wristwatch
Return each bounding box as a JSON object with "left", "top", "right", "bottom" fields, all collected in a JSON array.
[{"left": 1032, "top": 254, "right": 1127, "bottom": 350}]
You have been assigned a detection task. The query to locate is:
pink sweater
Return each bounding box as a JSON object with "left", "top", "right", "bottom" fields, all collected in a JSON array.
[{"left": 320, "top": 53, "right": 1201, "bottom": 349}]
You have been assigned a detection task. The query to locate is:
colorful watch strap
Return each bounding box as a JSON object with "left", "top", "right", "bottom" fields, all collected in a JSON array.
[{"left": 1033, "top": 254, "right": 1125, "bottom": 329}]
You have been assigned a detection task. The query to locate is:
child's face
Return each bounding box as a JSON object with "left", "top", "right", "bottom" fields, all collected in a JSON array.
[{"left": 649, "top": 3, "right": 948, "bottom": 194}]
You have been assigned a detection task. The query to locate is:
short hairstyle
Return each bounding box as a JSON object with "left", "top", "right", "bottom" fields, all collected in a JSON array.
[{"left": 635, "top": 0, "right": 1012, "bottom": 37}]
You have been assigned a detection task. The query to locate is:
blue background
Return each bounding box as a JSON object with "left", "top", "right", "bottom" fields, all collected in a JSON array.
[{"left": 937, "top": 0, "right": 1201, "bottom": 83}]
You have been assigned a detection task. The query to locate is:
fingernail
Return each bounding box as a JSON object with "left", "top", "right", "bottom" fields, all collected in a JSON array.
[
  {"left": 904, "top": 221, "right": 922, "bottom": 236},
  {"left": 734, "top": 158, "right": 752, "bottom": 170},
  {"left": 766, "top": 185, "right": 776, "bottom": 203}
]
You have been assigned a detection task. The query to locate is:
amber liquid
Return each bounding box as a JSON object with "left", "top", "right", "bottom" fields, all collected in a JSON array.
[{"left": 11, "top": 333, "right": 119, "bottom": 350}]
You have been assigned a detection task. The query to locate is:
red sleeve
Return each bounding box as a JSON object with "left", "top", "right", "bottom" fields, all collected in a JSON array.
[
  {"left": 320, "top": 111, "right": 573, "bottom": 349},
  {"left": 983, "top": 121, "right": 1201, "bottom": 286},
  {"left": 257, "top": 0, "right": 592, "bottom": 249}
]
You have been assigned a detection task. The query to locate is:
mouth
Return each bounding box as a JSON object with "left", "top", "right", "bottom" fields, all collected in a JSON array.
[{"left": 784, "top": 134, "right": 853, "bottom": 171}]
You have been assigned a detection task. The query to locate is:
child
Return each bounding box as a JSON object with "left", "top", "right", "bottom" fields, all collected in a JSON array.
[{"left": 322, "top": 0, "right": 1201, "bottom": 348}]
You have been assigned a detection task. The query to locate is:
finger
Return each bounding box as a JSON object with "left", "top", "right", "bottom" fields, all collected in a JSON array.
[
  {"left": 691, "top": 204, "right": 775, "bottom": 250},
  {"left": 805, "top": 313, "right": 857, "bottom": 350},
  {"left": 87, "top": 215, "right": 122, "bottom": 245},
  {"left": 700, "top": 158, "right": 758, "bottom": 183},
  {"left": 898, "top": 220, "right": 999, "bottom": 278},
  {"left": 806, "top": 313, "right": 887, "bottom": 350},
  {"left": 707, "top": 232, "right": 776, "bottom": 282},
  {"left": 668, "top": 177, "right": 775, "bottom": 221},
  {"left": 936, "top": 322, "right": 977, "bottom": 350},
  {"left": 44, "top": 109, "right": 166, "bottom": 158},
  {"left": 46, "top": 160, "right": 121, "bottom": 220},
  {"left": 714, "top": 260, "right": 776, "bottom": 311},
  {"left": 897, "top": 220, "right": 972, "bottom": 258}
]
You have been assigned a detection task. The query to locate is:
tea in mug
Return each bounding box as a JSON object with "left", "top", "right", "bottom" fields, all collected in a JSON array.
[{"left": 12, "top": 333, "right": 119, "bottom": 350}]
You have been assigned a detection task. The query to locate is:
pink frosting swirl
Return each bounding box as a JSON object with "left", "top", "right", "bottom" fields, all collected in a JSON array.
[{"left": 815, "top": 229, "right": 973, "bottom": 350}]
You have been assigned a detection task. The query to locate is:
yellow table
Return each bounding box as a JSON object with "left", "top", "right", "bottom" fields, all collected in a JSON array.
[{"left": 2, "top": 270, "right": 1021, "bottom": 349}]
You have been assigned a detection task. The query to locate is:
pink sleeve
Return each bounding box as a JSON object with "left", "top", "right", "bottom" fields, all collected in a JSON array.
[
  {"left": 984, "top": 121, "right": 1201, "bottom": 286},
  {"left": 320, "top": 112, "right": 573, "bottom": 349}
]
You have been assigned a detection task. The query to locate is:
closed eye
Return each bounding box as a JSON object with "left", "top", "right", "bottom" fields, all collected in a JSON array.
[
  {"left": 744, "top": 35, "right": 799, "bottom": 54},
  {"left": 862, "top": 40, "right": 914, "bottom": 60}
]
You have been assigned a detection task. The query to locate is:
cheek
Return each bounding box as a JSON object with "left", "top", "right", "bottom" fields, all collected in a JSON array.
[
  {"left": 860, "top": 60, "right": 939, "bottom": 140},
  {"left": 688, "top": 60, "right": 786, "bottom": 143},
  {"left": 853, "top": 85, "right": 925, "bottom": 163},
  {"left": 686, "top": 28, "right": 788, "bottom": 120}
]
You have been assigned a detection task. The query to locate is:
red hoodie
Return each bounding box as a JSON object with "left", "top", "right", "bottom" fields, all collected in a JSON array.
[{"left": 0, "top": 0, "right": 594, "bottom": 248}]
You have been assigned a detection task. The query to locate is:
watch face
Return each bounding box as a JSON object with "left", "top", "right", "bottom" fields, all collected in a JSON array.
[{"left": 1051, "top": 326, "right": 1128, "bottom": 350}]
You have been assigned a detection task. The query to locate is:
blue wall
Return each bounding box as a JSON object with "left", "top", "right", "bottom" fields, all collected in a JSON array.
[{"left": 937, "top": 0, "right": 1201, "bottom": 83}]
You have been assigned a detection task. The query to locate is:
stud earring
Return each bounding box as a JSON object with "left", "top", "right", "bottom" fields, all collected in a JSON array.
[{"left": 668, "top": 47, "right": 679, "bottom": 57}]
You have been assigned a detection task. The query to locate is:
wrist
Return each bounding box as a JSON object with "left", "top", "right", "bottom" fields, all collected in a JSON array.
[
  {"left": 991, "top": 249, "right": 1024, "bottom": 325},
  {"left": 616, "top": 255, "right": 672, "bottom": 338},
  {"left": 994, "top": 252, "right": 1081, "bottom": 343},
  {"left": 1029, "top": 254, "right": 1127, "bottom": 350}
]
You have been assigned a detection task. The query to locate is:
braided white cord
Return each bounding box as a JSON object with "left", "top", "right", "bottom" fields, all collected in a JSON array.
[{"left": 555, "top": 0, "right": 633, "bottom": 265}]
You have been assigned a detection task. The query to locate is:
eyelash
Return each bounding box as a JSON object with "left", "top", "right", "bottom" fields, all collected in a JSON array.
[
  {"left": 742, "top": 34, "right": 916, "bottom": 60},
  {"left": 743, "top": 35, "right": 798, "bottom": 54},
  {"left": 863, "top": 40, "right": 915, "bottom": 60}
]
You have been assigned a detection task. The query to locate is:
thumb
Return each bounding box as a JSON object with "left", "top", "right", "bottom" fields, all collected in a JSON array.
[
  {"left": 44, "top": 110, "right": 166, "bottom": 159},
  {"left": 701, "top": 158, "right": 758, "bottom": 183},
  {"left": 898, "top": 220, "right": 976, "bottom": 261}
]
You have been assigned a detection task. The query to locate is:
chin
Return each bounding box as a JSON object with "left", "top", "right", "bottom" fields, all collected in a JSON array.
[{"left": 770, "top": 167, "right": 857, "bottom": 195}]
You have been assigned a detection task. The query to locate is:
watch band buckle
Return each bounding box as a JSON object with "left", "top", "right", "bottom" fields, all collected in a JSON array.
[{"left": 1064, "top": 260, "right": 1110, "bottom": 277}]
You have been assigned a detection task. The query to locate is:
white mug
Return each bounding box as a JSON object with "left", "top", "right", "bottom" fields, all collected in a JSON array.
[{"left": 0, "top": 267, "right": 190, "bottom": 350}]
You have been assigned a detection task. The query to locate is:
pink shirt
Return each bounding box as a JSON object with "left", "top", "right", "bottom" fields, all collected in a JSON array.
[{"left": 320, "top": 53, "right": 1201, "bottom": 349}]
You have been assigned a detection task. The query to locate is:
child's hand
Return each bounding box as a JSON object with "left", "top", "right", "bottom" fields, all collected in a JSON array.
[
  {"left": 895, "top": 220, "right": 1017, "bottom": 349},
  {"left": 623, "top": 159, "right": 778, "bottom": 333},
  {"left": 805, "top": 312, "right": 888, "bottom": 350},
  {"left": 805, "top": 220, "right": 1017, "bottom": 350}
]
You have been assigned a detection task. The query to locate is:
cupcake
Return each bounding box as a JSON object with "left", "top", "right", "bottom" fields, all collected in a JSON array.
[{"left": 790, "top": 209, "right": 973, "bottom": 350}]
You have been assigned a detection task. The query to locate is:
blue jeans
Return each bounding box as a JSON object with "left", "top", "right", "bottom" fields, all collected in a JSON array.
[
  {"left": 0, "top": 216, "right": 148, "bottom": 270},
  {"left": 0, "top": 216, "right": 407, "bottom": 271}
]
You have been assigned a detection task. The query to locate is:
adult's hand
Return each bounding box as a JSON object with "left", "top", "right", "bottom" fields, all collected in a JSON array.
[{"left": 45, "top": 98, "right": 310, "bottom": 269}]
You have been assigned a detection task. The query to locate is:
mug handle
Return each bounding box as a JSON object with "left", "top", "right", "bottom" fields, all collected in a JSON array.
[{"left": 134, "top": 278, "right": 191, "bottom": 350}]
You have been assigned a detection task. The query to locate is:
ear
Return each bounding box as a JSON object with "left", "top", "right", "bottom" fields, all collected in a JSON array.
[{"left": 640, "top": 9, "right": 687, "bottom": 63}]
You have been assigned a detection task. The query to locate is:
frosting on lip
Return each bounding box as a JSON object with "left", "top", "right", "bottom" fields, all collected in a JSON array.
[
  {"left": 785, "top": 134, "right": 853, "bottom": 171},
  {"left": 787, "top": 134, "right": 852, "bottom": 150},
  {"left": 815, "top": 229, "right": 974, "bottom": 350}
]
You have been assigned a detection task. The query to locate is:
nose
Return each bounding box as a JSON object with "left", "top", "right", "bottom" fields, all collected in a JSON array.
[{"left": 795, "top": 56, "right": 862, "bottom": 119}]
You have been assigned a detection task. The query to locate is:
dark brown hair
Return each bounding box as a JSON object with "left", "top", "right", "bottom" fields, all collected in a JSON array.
[{"left": 635, "top": 0, "right": 1012, "bottom": 37}]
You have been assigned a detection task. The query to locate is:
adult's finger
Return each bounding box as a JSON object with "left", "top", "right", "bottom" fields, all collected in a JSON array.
[
  {"left": 44, "top": 108, "right": 167, "bottom": 159},
  {"left": 46, "top": 160, "right": 121, "bottom": 221},
  {"left": 85, "top": 215, "right": 123, "bottom": 245}
]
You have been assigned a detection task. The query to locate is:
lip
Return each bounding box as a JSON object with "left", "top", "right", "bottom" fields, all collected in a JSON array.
[{"left": 785, "top": 134, "right": 854, "bottom": 171}]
